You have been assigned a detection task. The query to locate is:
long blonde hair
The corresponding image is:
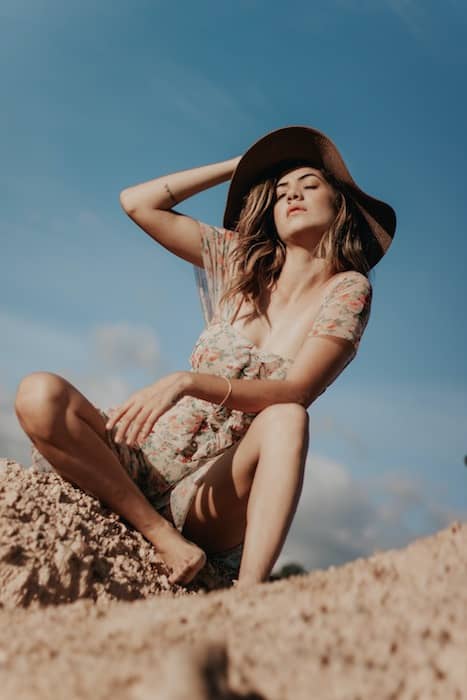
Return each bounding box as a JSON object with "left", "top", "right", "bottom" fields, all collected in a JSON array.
[{"left": 219, "top": 164, "right": 373, "bottom": 321}]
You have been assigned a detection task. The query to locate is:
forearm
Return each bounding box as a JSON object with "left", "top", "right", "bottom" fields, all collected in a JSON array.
[
  {"left": 181, "top": 371, "right": 304, "bottom": 414},
  {"left": 120, "top": 157, "right": 240, "bottom": 212}
]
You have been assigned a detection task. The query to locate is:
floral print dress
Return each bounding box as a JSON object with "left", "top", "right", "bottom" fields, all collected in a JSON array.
[{"left": 31, "top": 221, "right": 372, "bottom": 582}]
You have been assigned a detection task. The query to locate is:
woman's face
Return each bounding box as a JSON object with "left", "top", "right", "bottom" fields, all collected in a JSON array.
[{"left": 272, "top": 165, "right": 338, "bottom": 243}]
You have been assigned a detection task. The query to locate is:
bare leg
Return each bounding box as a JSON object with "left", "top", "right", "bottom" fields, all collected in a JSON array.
[
  {"left": 183, "top": 403, "right": 309, "bottom": 588},
  {"left": 14, "top": 372, "right": 206, "bottom": 585},
  {"left": 237, "top": 403, "right": 309, "bottom": 587}
]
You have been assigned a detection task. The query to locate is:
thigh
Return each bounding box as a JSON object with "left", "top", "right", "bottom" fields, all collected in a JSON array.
[{"left": 182, "top": 406, "right": 284, "bottom": 553}]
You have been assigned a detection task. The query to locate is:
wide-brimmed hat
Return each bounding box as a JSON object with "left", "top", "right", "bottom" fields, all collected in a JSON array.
[{"left": 223, "top": 125, "right": 396, "bottom": 269}]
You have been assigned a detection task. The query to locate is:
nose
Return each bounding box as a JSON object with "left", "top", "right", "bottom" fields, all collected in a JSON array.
[{"left": 286, "top": 181, "right": 302, "bottom": 201}]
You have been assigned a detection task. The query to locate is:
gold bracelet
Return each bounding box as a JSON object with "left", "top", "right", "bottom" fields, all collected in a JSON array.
[
  {"left": 164, "top": 182, "right": 177, "bottom": 206},
  {"left": 217, "top": 375, "right": 232, "bottom": 410}
]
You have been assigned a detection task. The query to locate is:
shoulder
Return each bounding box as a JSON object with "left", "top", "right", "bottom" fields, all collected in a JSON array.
[
  {"left": 326, "top": 270, "right": 372, "bottom": 297},
  {"left": 322, "top": 271, "right": 372, "bottom": 312},
  {"left": 315, "top": 270, "right": 373, "bottom": 328},
  {"left": 306, "top": 271, "right": 373, "bottom": 351}
]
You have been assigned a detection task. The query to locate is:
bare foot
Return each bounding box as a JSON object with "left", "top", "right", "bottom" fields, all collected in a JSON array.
[{"left": 152, "top": 523, "right": 207, "bottom": 585}]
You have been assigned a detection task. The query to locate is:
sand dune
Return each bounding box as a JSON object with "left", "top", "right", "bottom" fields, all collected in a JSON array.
[{"left": 1, "top": 459, "right": 466, "bottom": 699}]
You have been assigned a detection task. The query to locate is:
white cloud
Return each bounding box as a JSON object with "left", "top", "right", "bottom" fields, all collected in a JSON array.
[
  {"left": 61, "top": 372, "right": 134, "bottom": 414},
  {"left": 1, "top": 310, "right": 163, "bottom": 380},
  {"left": 92, "top": 322, "right": 161, "bottom": 374},
  {"left": 0, "top": 311, "right": 164, "bottom": 464},
  {"left": 275, "top": 452, "right": 465, "bottom": 573}
]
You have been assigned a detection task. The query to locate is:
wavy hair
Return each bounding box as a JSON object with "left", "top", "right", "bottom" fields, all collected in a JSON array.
[{"left": 219, "top": 163, "right": 373, "bottom": 322}]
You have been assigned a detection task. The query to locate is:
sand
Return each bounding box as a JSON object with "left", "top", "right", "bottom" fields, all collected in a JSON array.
[{"left": 1, "top": 458, "right": 466, "bottom": 699}]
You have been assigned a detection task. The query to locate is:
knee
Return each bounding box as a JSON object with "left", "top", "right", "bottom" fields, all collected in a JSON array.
[
  {"left": 15, "top": 372, "right": 68, "bottom": 438},
  {"left": 258, "top": 402, "right": 309, "bottom": 436}
]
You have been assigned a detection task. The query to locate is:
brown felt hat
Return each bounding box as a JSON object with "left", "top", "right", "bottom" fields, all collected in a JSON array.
[{"left": 223, "top": 125, "right": 396, "bottom": 269}]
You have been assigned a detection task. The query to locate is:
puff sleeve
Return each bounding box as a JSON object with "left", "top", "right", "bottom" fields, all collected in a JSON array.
[
  {"left": 192, "top": 221, "right": 239, "bottom": 326},
  {"left": 307, "top": 273, "right": 372, "bottom": 352}
]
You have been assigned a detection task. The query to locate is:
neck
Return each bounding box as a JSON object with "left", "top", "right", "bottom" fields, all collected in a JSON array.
[{"left": 273, "top": 247, "right": 335, "bottom": 304}]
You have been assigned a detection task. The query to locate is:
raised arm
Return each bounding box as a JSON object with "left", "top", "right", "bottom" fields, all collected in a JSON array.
[{"left": 119, "top": 157, "right": 241, "bottom": 267}]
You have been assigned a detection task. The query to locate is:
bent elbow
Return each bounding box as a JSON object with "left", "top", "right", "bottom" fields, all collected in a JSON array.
[
  {"left": 288, "top": 382, "right": 309, "bottom": 409},
  {"left": 297, "top": 393, "right": 311, "bottom": 410},
  {"left": 119, "top": 189, "right": 135, "bottom": 214},
  {"left": 297, "top": 385, "right": 326, "bottom": 410}
]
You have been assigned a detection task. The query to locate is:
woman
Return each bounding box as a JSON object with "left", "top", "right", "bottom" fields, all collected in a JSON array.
[{"left": 15, "top": 126, "right": 396, "bottom": 589}]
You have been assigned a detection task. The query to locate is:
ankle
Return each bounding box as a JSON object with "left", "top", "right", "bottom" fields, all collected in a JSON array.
[
  {"left": 235, "top": 573, "right": 263, "bottom": 589},
  {"left": 144, "top": 516, "right": 179, "bottom": 546}
]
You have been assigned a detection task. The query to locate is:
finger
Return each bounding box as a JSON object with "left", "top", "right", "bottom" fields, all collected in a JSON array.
[
  {"left": 105, "top": 401, "right": 132, "bottom": 431},
  {"left": 134, "top": 405, "right": 166, "bottom": 443},
  {"left": 134, "top": 410, "right": 161, "bottom": 444},
  {"left": 135, "top": 401, "right": 176, "bottom": 444},
  {"left": 105, "top": 410, "right": 117, "bottom": 431},
  {"left": 114, "top": 405, "right": 143, "bottom": 443},
  {"left": 126, "top": 409, "right": 153, "bottom": 445}
]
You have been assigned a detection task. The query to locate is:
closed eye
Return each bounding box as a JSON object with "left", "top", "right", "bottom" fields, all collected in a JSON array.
[{"left": 275, "top": 181, "right": 318, "bottom": 202}]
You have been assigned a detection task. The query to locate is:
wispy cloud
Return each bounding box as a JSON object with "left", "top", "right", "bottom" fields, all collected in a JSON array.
[
  {"left": 380, "top": 0, "right": 426, "bottom": 38},
  {"left": 310, "top": 414, "right": 369, "bottom": 460},
  {"left": 1, "top": 310, "right": 163, "bottom": 379},
  {"left": 148, "top": 59, "right": 260, "bottom": 132},
  {"left": 335, "top": 0, "right": 467, "bottom": 53},
  {"left": 93, "top": 323, "right": 161, "bottom": 374},
  {"left": 323, "top": 381, "right": 467, "bottom": 466},
  {"left": 336, "top": 0, "right": 423, "bottom": 28}
]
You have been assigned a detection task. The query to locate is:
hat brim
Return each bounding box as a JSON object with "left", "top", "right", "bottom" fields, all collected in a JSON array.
[{"left": 223, "top": 126, "right": 396, "bottom": 269}]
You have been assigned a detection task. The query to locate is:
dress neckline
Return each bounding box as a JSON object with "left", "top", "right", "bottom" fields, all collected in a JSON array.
[
  {"left": 215, "top": 319, "right": 295, "bottom": 364},
  {"left": 218, "top": 271, "right": 361, "bottom": 364}
]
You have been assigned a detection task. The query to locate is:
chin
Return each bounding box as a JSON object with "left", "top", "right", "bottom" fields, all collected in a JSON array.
[{"left": 281, "top": 222, "right": 319, "bottom": 237}]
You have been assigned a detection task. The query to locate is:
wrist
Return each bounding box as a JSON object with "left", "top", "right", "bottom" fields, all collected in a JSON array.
[
  {"left": 227, "top": 155, "right": 241, "bottom": 174},
  {"left": 231, "top": 155, "right": 242, "bottom": 168},
  {"left": 178, "top": 370, "right": 195, "bottom": 398}
]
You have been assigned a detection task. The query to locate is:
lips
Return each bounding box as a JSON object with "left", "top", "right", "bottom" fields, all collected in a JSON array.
[{"left": 287, "top": 206, "right": 306, "bottom": 217}]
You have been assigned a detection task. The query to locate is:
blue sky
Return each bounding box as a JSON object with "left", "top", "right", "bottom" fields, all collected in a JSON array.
[{"left": 1, "top": 0, "right": 466, "bottom": 572}]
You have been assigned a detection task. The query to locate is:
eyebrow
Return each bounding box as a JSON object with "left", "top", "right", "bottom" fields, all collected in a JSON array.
[{"left": 276, "top": 172, "right": 323, "bottom": 188}]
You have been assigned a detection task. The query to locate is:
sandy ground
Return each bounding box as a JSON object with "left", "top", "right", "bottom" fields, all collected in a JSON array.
[{"left": 1, "top": 458, "right": 466, "bottom": 700}]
